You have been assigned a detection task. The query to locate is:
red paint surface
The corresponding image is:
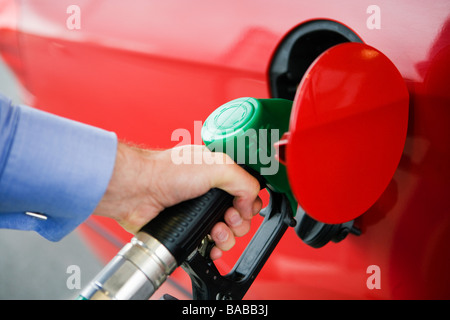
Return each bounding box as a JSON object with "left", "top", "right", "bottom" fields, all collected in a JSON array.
[{"left": 1, "top": 0, "right": 449, "bottom": 299}]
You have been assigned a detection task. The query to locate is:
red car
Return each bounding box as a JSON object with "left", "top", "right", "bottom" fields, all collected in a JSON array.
[{"left": 1, "top": 0, "right": 449, "bottom": 299}]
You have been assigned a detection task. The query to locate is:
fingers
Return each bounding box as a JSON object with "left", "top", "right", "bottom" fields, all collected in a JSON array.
[
  {"left": 224, "top": 206, "right": 251, "bottom": 237},
  {"left": 202, "top": 148, "right": 263, "bottom": 260},
  {"left": 210, "top": 222, "right": 235, "bottom": 260},
  {"left": 210, "top": 205, "right": 260, "bottom": 260},
  {"left": 206, "top": 152, "right": 261, "bottom": 221},
  {"left": 168, "top": 146, "right": 261, "bottom": 220}
]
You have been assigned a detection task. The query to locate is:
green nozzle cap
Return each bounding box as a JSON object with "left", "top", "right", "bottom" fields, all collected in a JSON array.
[
  {"left": 202, "top": 97, "right": 297, "bottom": 213},
  {"left": 205, "top": 98, "right": 255, "bottom": 136}
]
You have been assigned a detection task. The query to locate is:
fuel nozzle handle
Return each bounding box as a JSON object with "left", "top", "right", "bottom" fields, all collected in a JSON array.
[
  {"left": 79, "top": 188, "right": 234, "bottom": 300},
  {"left": 141, "top": 188, "right": 233, "bottom": 265}
]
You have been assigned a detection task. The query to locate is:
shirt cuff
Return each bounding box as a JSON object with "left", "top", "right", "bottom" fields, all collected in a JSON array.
[{"left": 0, "top": 103, "right": 118, "bottom": 241}]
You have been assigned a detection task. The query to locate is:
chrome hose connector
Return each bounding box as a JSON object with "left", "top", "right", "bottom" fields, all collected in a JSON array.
[{"left": 80, "top": 232, "right": 177, "bottom": 300}]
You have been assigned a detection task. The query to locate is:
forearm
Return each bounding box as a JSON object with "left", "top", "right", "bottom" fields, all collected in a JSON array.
[{"left": 0, "top": 95, "right": 117, "bottom": 241}]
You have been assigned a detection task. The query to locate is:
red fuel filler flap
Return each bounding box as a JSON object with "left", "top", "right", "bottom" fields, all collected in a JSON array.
[{"left": 277, "top": 42, "right": 409, "bottom": 224}]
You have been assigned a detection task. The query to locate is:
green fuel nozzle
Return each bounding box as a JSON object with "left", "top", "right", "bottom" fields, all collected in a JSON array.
[{"left": 202, "top": 97, "right": 297, "bottom": 214}]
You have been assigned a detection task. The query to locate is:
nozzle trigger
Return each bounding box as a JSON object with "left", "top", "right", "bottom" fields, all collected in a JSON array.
[{"left": 181, "top": 188, "right": 294, "bottom": 300}]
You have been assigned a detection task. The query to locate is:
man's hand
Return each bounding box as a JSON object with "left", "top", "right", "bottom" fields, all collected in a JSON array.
[{"left": 93, "top": 142, "right": 262, "bottom": 260}]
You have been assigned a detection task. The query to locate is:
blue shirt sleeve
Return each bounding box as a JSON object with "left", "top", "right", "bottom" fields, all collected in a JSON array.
[{"left": 0, "top": 94, "right": 118, "bottom": 241}]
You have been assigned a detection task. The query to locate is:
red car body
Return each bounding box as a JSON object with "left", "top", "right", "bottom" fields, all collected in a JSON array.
[{"left": 1, "top": 0, "right": 449, "bottom": 299}]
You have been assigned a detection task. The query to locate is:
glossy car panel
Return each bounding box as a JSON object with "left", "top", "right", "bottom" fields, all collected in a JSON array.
[{"left": 1, "top": 0, "right": 449, "bottom": 299}]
